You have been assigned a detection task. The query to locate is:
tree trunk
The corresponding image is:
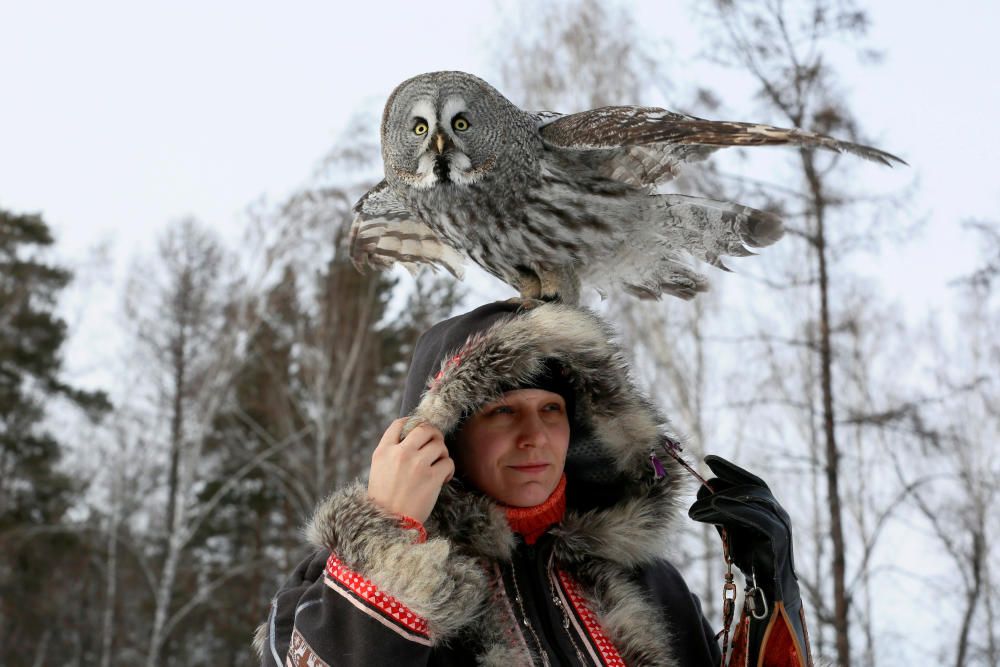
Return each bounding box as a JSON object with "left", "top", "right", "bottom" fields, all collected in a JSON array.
[
  {"left": 31, "top": 628, "right": 52, "bottom": 667},
  {"left": 954, "top": 529, "right": 984, "bottom": 667},
  {"left": 146, "top": 525, "right": 182, "bottom": 667},
  {"left": 691, "top": 301, "right": 717, "bottom": 622},
  {"left": 985, "top": 558, "right": 998, "bottom": 667},
  {"left": 100, "top": 505, "right": 119, "bottom": 667},
  {"left": 803, "top": 149, "right": 851, "bottom": 667},
  {"left": 165, "top": 322, "right": 186, "bottom": 539},
  {"left": 151, "top": 312, "right": 188, "bottom": 667}
]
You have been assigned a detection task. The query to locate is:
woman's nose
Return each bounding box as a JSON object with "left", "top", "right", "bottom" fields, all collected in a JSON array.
[{"left": 515, "top": 413, "right": 550, "bottom": 448}]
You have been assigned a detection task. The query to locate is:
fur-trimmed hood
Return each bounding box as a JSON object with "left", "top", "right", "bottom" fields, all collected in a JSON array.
[
  {"left": 300, "top": 302, "right": 703, "bottom": 666},
  {"left": 402, "top": 301, "right": 687, "bottom": 568}
]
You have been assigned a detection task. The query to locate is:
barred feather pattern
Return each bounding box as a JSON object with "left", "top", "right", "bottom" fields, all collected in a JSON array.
[
  {"left": 350, "top": 180, "right": 466, "bottom": 278},
  {"left": 538, "top": 106, "right": 906, "bottom": 168},
  {"left": 354, "top": 71, "right": 903, "bottom": 302},
  {"left": 399, "top": 157, "right": 784, "bottom": 301}
]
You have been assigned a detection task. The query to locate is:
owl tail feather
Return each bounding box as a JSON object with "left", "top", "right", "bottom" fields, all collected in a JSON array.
[{"left": 599, "top": 193, "right": 784, "bottom": 300}]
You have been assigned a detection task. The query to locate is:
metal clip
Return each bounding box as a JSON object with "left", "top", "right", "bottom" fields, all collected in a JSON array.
[
  {"left": 747, "top": 568, "right": 769, "bottom": 620},
  {"left": 723, "top": 581, "right": 737, "bottom": 607},
  {"left": 721, "top": 564, "right": 737, "bottom": 623}
]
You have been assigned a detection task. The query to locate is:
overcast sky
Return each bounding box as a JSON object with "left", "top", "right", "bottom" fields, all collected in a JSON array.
[{"left": 1, "top": 0, "right": 997, "bottom": 390}]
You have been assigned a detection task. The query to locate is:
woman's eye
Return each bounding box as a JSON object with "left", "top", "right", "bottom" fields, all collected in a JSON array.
[
  {"left": 413, "top": 120, "right": 429, "bottom": 136},
  {"left": 543, "top": 403, "right": 564, "bottom": 413},
  {"left": 491, "top": 405, "right": 513, "bottom": 415},
  {"left": 452, "top": 115, "right": 470, "bottom": 131}
]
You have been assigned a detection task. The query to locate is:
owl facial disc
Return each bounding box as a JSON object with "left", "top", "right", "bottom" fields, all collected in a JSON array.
[
  {"left": 385, "top": 84, "right": 496, "bottom": 189},
  {"left": 411, "top": 99, "right": 484, "bottom": 188}
]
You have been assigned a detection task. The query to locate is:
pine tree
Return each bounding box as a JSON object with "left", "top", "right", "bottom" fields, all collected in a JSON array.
[{"left": 0, "top": 208, "right": 109, "bottom": 664}]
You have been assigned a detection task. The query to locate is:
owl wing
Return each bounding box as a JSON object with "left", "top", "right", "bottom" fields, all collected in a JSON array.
[
  {"left": 536, "top": 106, "right": 905, "bottom": 187},
  {"left": 350, "top": 180, "right": 465, "bottom": 278},
  {"left": 536, "top": 108, "right": 714, "bottom": 187}
]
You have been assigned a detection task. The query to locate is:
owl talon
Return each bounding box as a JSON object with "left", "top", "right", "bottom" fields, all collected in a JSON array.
[
  {"left": 513, "top": 270, "right": 542, "bottom": 301},
  {"left": 504, "top": 296, "right": 545, "bottom": 311},
  {"left": 538, "top": 268, "right": 580, "bottom": 306}
]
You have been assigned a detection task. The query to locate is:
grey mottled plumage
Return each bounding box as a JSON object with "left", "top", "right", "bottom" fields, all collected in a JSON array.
[{"left": 350, "top": 71, "right": 904, "bottom": 303}]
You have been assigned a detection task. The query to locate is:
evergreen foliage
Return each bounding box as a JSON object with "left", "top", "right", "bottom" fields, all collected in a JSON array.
[{"left": 0, "top": 208, "right": 109, "bottom": 665}]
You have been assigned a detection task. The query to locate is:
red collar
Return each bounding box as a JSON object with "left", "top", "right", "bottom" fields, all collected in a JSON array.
[{"left": 503, "top": 475, "right": 567, "bottom": 545}]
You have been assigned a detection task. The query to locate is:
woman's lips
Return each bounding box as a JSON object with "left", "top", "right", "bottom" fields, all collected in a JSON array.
[{"left": 509, "top": 463, "right": 550, "bottom": 473}]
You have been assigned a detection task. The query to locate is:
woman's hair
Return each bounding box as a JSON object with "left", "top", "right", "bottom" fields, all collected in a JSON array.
[{"left": 445, "top": 358, "right": 576, "bottom": 453}]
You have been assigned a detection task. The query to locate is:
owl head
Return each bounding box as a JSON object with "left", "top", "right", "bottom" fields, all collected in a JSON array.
[{"left": 380, "top": 71, "right": 535, "bottom": 191}]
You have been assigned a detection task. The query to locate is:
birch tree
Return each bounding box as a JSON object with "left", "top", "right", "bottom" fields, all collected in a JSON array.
[
  {"left": 694, "top": 2, "right": 907, "bottom": 662},
  {"left": 895, "top": 221, "right": 1000, "bottom": 667},
  {"left": 121, "top": 217, "right": 264, "bottom": 667}
]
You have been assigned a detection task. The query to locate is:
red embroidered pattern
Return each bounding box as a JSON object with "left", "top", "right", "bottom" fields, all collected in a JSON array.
[
  {"left": 397, "top": 515, "right": 428, "bottom": 543},
  {"left": 556, "top": 569, "right": 626, "bottom": 667},
  {"left": 286, "top": 627, "right": 331, "bottom": 667},
  {"left": 325, "top": 553, "right": 430, "bottom": 638}
]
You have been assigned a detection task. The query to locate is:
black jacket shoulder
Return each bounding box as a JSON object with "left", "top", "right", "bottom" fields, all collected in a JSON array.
[{"left": 636, "top": 559, "right": 722, "bottom": 666}]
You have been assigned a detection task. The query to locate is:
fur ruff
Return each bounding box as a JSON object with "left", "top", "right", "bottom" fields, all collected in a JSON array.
[
  {"left": 411, "top": 304, "right": 687, "bottom": 563},
  {"left": 252, "top": 620, "right": 268, "bottom": 658},
  {"left": 307, "top": 303, "right": 692, "bottom": 663},
  {"left": 304, "top": 481, "right": 490, "bottom": 640},
  {"left": 570, "top": 560, "right": 679, "bottom": 666}
]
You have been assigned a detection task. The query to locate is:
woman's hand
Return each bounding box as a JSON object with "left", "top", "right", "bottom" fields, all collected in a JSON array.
[
  {"left": 367, "top": 418, "right": 455, "bottom": 524},
  {"left": 688, "top": 455, "right": 812, "bottom": 665}
]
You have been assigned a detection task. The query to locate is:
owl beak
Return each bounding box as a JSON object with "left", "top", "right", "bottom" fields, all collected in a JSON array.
[{"left": 432, "top": 132, "right": 456, "bottom": 155}]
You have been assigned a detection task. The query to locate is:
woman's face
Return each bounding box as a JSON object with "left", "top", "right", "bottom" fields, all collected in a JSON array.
[{"left": 454, "top": 389, "right": 570, "bottom": 507}]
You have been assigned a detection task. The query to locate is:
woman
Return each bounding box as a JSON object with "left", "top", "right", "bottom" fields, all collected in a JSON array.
[{"left": 257, "top": 301, "right": 807, "bottom": 666}]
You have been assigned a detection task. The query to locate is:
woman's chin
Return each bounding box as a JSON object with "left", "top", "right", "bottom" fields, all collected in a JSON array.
[{"left": 499, "top": 481, "right": 557, "bottom": 507}]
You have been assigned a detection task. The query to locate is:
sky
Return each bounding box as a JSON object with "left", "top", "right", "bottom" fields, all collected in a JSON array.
[{"left": 1, "top": 0, "right": 997, "bottom": 386}]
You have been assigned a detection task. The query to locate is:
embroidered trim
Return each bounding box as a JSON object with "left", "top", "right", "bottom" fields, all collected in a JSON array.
[
  {"left": 556, "top": 569, "right": 626, "bottom": 667},
  {"left": 286, "top": 627, "right": 331, "bottom": 667},
  {"left": 548, "top": 558, "right": 598, "bottom": 664},
  {"left": 324, "top": 553, "right": 431, "bottom": 644},
  {"left": 397, "top": 515, "right": 428, "bottom": 543}
]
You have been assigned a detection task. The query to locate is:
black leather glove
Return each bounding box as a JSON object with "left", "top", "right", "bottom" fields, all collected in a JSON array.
[{"left": 688, "top": 455, "right": 812, "bottom": 667}]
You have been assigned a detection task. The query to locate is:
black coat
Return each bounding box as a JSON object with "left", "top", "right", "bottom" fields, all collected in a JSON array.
[
  {"left": 257, "top": 302, "right": 723, "bottom": 666},
  {"left": 262, "top": 533, "right": 719, "bottom": 666}
]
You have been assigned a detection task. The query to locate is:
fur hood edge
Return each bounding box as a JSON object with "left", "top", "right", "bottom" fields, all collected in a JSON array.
[{"left": 410, "top": 303, "right": 689, "bottom": 567}]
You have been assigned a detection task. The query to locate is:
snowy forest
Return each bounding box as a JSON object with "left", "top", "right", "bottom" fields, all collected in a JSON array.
[{"left": 2, "top": 1, "right": 998, "bottom": 666}]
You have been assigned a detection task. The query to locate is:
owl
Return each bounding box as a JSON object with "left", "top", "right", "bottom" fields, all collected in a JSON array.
[{"left": 349, "top": 71, "right": 903, "bottom": 303}]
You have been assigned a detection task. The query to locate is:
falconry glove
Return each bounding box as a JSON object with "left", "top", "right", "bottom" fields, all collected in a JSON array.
[{"left": 689, "top": 455, "right": 814, "bottom": 667}]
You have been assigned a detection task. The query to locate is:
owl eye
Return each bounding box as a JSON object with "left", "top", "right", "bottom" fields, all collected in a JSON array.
[
  {"left": 413, "top": 119, "right": 429, "bottom": 136},
  {"left": 452, "top": 115, "right": 470, "bottom": 132}
]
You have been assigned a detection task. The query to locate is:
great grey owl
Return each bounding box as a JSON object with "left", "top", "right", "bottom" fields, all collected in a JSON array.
[{"left": 349, "top": 71, "right": 903, "bottom": 303}]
